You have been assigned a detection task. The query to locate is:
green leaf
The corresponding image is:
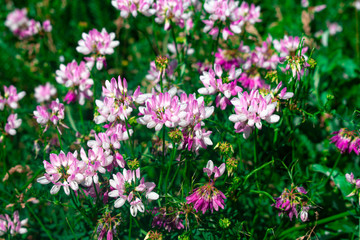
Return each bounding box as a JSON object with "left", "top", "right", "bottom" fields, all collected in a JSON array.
[{"left": 311, "top": 164, "right": 353, "bottom": 197}]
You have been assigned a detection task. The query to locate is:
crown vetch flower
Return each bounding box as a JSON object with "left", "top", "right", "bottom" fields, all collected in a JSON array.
[
  {"left": 229, "top": 89, "right": 280, "bottom": 139},
  {"left": 151, "top": 207, "right": 184, "bottom": 232},
  {"left": 108, "top": 168, "right": 159, "bottom": 217},
  {"left": 151, "top": 0, "right": 193, "bottom": 30},
  {"left": 0, "top": 211, "right": 28, "bottom": 237},
  {"left": 330, "top": 128, "right": 360, "bottom": 155},
  {"left": 37, "top": 151, "right": 86, "bottom": 195},
  {"left": 186, "top": 160, "right": 226, "bottom": 214},
  {"left": 56, "top": 60, "right": 94, "bottom": 105},
  {"left": 111, "top": 0, "right": 154, "bottom": 18},
  {"left": 273, "top": 186, "right": 310, "bottom": 221},
  {"left": 137, "top": 91, "right": 187, "bottom": 131},
  {"left": 34, "top": 83, "right": 57, "bottom": 103},
  {"left": 76, "top": 28, "right": 119, "bottom": 70},
  {"left": 33, "top": 98, "right": 68, "bottom": 134},
  {"left": 198, "top": 64, "right": 242, "bottom": 110},
  {"left": 0, "top": 85, "right": 26, "bottom": 110},
  {"left": 5, "top": 114, "right": 22, "bottom": 136}
]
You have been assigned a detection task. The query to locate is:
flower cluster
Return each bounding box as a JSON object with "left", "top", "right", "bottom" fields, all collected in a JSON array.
[
  {"left": 186, "top": 160, "right": 226, "bottom": 214},
  {"left": 273, "top": 186, "right": 311, "bottom": 222},
  {"left": 56, "top": 60, "right": 94, "bottom": 105},
  {"left": 34, "top": 83, "right": 57, "bottom": 103},
  {"left": 96, "top": 210, "right": 121, "bottom": 240},
  {"left": 203, "top": 1, "right": 261, "bottom": 40},
  {"left": 5, "top": 8, "right": 51, "bottom": 39},
  {"left": 0, "top": 211, "right": 28, "bottom": 237},
  {"left": 33, "top": 98, "right": 68, "bottom": 134},
  {"left": 109, "top": 168, "right": 159, "bottom": 216},
  {"left": 0, "top": 85, "right": 26, "bottom": 110},
  {"left": 0, "top": 85, "right": 25, "bottom": 137},
  {"left": 111, "top": 0, "right": 154, "bottom": 18},
  {"left": 229, "top": 89, "right": 280, "bottom": 139},
  {"left": 76, "top": 28, "right": 120, "bottom": 70},
  {"left": 151, "top": 207, "right": 184, "bottom": 232},
  {"left": 198, "top": 64, "right": 242, "bottom": 110},
  {"left": 330, "top": 128, "right": 360, "bottom": 155}
]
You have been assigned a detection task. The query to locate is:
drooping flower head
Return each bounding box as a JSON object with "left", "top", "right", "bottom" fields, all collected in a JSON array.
[
  {"left": 5, "top": 114, "right": 22, "bottom": 136},
  {"left": 151, "top": 207, "right": 184, "bottom": 232},
  {"left": 186, "top": 160, "right": 226, "bottom": 214},
  {"left": 273, "top": 186, "right": 310, "bottom": 222},
  {"left": 330, "top": 128, "right": 360, "bottom": 155}
]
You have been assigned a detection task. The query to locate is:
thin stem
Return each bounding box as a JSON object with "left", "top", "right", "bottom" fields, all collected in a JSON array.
[
  {"left": 57, "top": 131, "right": 63, "bottom": 150},
  {"left": 211, "top": 23, "right": 223, "bottom": 68},
  {"left": 124, "top": 117, "right": 134, "bottom": 158},
  {"left": 253, "top": 128, "right": 260, "bottom": 190},
  {"left": 325, "top": 152, "right": 342, "bottom": 184},
  {"left": 171, "top": 23, "right": 180, "bottom": 63},
  {"left": 128, "top": 216, "right": 133, "bottom": 240},
  {"left": 28, "top": 205, "right": 55, "bottom": 240},
  {"left": 356, "top": 8, "right": 359, "bottom": 63},
  {"left": 79, "top": 104, "right": 84, "bottom": 133}
]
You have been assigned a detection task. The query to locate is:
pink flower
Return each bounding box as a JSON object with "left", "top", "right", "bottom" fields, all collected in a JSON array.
[
  {"left": 95, "top": 76, "right": 149, "bottom": 124},
  {"left": 186, "top": 160, "right": 226, "bottom": 214},
  {"left": 0, "top": 211, "right": 28, "bottom": 236},
  {"left": 0, "top": 85, "right": 26, "bottom": 110},
  {"left": 37, "top": 151, "right": 87, "bottom": 195},
  {"left": 137, "top": 91, "right": 187, "bottom": 131},
  {"left": 198, "top": 64, "right": 242, "bottom": 110},
  {"left": 5, "top": 114, "right": 22, "bottom": 136},
  {"left": 111, "top": 0, "right": 154, "bottom": 18},
  {"left": 327, "top": 21, "right": 342, "bottom": 36},
  {"left": 34, "top": 83, "right": 57, "bottom": 103},
  {"left": 150, "top": 0, "right": 193, "bottom": 30},
  {"left": 56, "top": 60, "right": 93, "bottom": 105},
  {"left": 273, "top": 36, "right": 308, "bottom": 58},
  {"left": 42, "top": 20, "right": 52, "bottom": 32},
  {"left": 151, "top": 207, "right": 184, "bottom": 232},
  {"left": 5, "top": 9, "right": 28, "bottom": 33},
  {"left": 229, "top": 90, "right": 280, "bottom": 139},
  {"left": 108, "top": 168, "right": 159, "bottom": 216},
  {"left": 330, "top": 128, "right": 360, "bottom": 154},
  {"left": 33, "top": 99, "right": 68, "bottom": 134}
]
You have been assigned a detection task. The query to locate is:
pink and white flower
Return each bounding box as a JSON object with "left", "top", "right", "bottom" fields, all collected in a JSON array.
[
  {"left": 0, "top": 211, "right": 28, "bottom": 236},
  {"left": 5, "top": 114, "right": 22, "bottom": 136},
  {"left": 34, "top": 83, "right": 57, "bottom": 103},
  {"left": 111, "top": 0, "right": 154, "bottom": 18}
]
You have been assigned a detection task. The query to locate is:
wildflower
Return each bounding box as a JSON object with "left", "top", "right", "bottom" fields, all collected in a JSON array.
[
  {"left": 186, "top": 160, "right": 226, "bottom": 214},
  {"left": 108, "top": 168, "right": 159, "bottom": 216},
  {"left": 330, "top": 128, "right": 360, "bottom": 155},
  {"left": 96, "top": 210, "right": 121, "bottom": 240},
  {"left": 345, "top": 172, "right": 360, "bottom": 204},
  {"left": 145, "top": 230, "right": 163, "bottom": 240},
  {"left": 151, "top": 0, "right": 193, "bottom": 30},
  {"left": 327, "top": 21, "right": 342, "bottom": 36},
  {"left": 198, "top": 64, "right": 242, "bottom": 110},
  {"left": 76, "top": 28, "right": 120, "bottom": 70},
  {"left": 0, "top": 85, "right": 26, "bottom": 110},
  {"left": 0, "top": 211, "right": 28, "bottom": 237},
  {"left": 273, "top": 186, "right": 310, "bottom": 221},
  {"left": 37, "top": 151, "right": 86, "bottom": 195},
  {"left": 56, "top": 60, "right": 93, "bottom": 105},
  {"left": 33, "top": 98, "right": 68, "bottom": 134},
  {"left": 273, "top": 36, "right": 308, "bottom": 58},
  {"left": 229, "top": 89, "right": 280, "bottom": 139},
  {"left": 111, "top": 0, "right": 154, "bottom": 18},
  {"left": 34, "top": 83, "right": 57, "bottom": 103},
  {"left": 151, "top": 207, "right": 184, "bottom": 232},
  {"left": 137, "top": 91, "right": 187, "bottom": 131},
  {"left": 5, "top": 8, "right": 51, "bottom": 39},
  {"left": 5, "top": 114, "right": 22, "bottom": 136}
]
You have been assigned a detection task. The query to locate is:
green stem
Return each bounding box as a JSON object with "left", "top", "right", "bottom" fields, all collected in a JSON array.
[
  {"left": 28, "top": 205, "right": 55, "bottom": 240},
  {"left": 243, "top": 160, "right": 274, "bottom": 185},
  {"left": 211, "top": 23, "right": 223, "bottom": 68},
  {"left": 57, "top": 131, "right": 63, "bottom": 150},
  {"left": 325, "top": 152, "right": 342, "bottom": 184},
  {"left": 124, "top": 118, "right": 134, "bottom": 158},
  {"left": 254, "top": 129, "right": 260, "bottom": 190},
  {"left": 79, "top": 104, "right": 84, "bottom": 133},
  {"left": 278, "top": 210, "right": 355, "bottom": 239},
  {"left": 128, "top": 216, "right": 133, "bottom": 240},
  {"left": 171, "top": 23, "right": 180, "bottom": 62}
]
